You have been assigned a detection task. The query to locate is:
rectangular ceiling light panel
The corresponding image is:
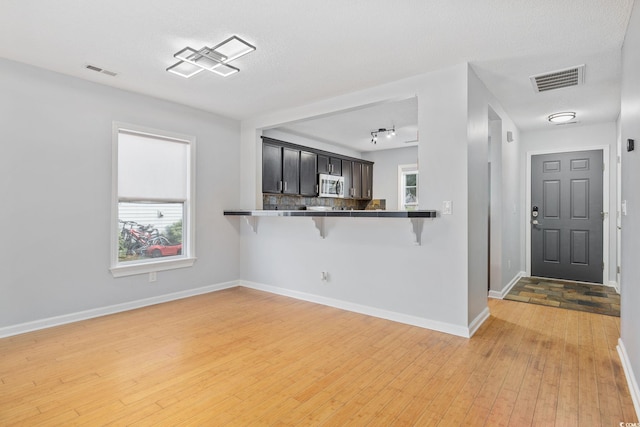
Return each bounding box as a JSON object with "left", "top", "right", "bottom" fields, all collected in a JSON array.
[
  {"left": 210, "top": 63, "right": 240, "bottom": 77},
  {"left": 175, "top": 47, "right": 226, "bottom": 71},
  {"left": 530, "top": 65, "right": 585, "bottom": 93},
  {"left": 212, "top": 36, "right": 256, "bottom": 62},
  {"left": 166, "top": 61, "right": 205, "bottom": 78}
]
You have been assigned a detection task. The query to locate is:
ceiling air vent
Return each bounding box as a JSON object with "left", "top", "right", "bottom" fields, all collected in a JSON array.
[
  {"left": 85, "top": 64, "right": 118, "bottom": 77},
  {"left": 530, "top": 65, "right": 584, "bottom": 93}
]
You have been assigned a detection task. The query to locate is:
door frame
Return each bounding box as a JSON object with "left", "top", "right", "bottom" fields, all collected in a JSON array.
[
  {"left": 525, "top": 145, "right": 610, "bottom": 284},
  {"left": 616, "top": 132, "right": 622, "bottom": 292}
]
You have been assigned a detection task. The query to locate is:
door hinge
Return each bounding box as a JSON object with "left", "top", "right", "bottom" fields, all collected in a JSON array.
[
  {"left": 603, "top": 162, "right": 606, "bottom": 171},
  {"left": 617, "top": 265, "right": 621, "bottom": 274},
  {"left": 602, "top": 262, "right": 605, "bottom": 270}
]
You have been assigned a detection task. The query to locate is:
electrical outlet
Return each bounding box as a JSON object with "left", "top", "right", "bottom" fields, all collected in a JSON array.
[
  {"left": 149, "top": 271, "right": 157, "bottom": 282},
  {"left": 320, "top": 271, "right": 329, "bottom": 281},
  {"left": 442, "top": 201, "right": 452, "bottom": 215}
]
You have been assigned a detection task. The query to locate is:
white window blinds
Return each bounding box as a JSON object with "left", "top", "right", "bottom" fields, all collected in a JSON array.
[{"left": 117, "top": 130, "right": 189, "bottom": 201}]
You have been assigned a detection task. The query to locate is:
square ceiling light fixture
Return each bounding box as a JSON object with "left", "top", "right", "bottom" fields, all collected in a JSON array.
[{"left": 167, "top": 36, "right": 256, "bottom": 78}]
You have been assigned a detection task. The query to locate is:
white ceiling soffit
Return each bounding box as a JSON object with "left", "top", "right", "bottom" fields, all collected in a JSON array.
[
  {"left": 0, "top": 0, "right": 634, "bottom": 134},
  {"left": 275, "top": 97, "right": 419, "bottom": 152}
]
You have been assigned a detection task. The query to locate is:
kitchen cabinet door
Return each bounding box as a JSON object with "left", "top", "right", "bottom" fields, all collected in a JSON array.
[
  {"left": 262, "top": 142, "right": 283, "bottom": 194},
  {"left": 352, "top": 161, "right": 362, "bottom": 199},
  {"left": 282, "top": 147, "right": 300, "bottom": 195},
  {"left": 330, "top": 157, "right": 342, "bottom": 176},
  {"left": 341, "top": 160, "right": 352, "bottom": 198},
  {"left": 362, "top": 163, "right": 373, "bottom": 200},
  {"left": 318, "top": 155, "right": 342, "bottom": 176},
  {"left": 300, "top": 151, "right": 318, "bottom": 196}
]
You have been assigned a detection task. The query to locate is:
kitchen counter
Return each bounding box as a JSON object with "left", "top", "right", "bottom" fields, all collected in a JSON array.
[
  {"left": 224, "top": 209, "right": 437, "bottom": 245},
  {"left": 223, "top": 209, "right": 437, "bottom": 218}
]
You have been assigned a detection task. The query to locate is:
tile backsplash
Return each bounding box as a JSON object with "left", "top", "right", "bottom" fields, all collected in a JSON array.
[{"left": 263, "top": 194, "right": 381, "bottom": 210}]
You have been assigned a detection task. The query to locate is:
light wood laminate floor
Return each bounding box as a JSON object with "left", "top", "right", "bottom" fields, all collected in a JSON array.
[{"left": 0, "top": 287, "right": 637, "bottom": 426}]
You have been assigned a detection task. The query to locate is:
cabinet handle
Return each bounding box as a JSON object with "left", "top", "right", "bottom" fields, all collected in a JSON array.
[
  {"left": 284, "top": 181, "right": 288, "bottom": 191},
  {"left": 316, "top": 184, "right": 319, "bottom": 193},
  {"left": 278, "top": 181, "right": 283, "bottom": 192}
]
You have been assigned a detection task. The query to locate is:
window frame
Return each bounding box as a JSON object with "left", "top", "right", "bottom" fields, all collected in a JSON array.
[
  {"left": 110, "top": 122, "right": 196, "bottom": 277},
  {"left": 398, "top": 163, "right": 419, "bottom": 211}
]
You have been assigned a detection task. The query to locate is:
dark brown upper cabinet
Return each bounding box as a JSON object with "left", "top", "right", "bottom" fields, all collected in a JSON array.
[
  {"left": 317, "top": 155, "right": 342, "bottom": 176},
  {"left": 262, "top": 141, "right": 299, "bottom": 194},
  {"left": 262, "top": 136, "right": 372, "bottom": 199},
  {"left": 300, "top": 150, "right": 318, "bottom": 196}
]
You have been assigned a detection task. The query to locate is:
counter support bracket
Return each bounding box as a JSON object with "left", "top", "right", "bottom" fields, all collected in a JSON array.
[
  {"left": 244, "top": 216, "right": 258, "bottom": 234},
  {"left": 311, "top": 217, "right": 326, "bottom": 239},
  {"left": 410, "top": 218, "right": 423, "bottom": 246}
]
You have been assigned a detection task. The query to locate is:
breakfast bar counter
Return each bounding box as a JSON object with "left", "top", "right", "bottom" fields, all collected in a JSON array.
[
  {"left": 223, "top": 209, "right": 437, "bottom": 218},
  {"left": 224, "top": 209, "right": 437, "bottom": 245}
]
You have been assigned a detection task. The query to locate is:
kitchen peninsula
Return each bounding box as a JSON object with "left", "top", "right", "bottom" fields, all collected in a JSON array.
[
  {"left": 223, "top": 209, "right": 436, "bottom": 218},
  {"left": 227, "top": 135, "right": 437, "bottom": 244},
  {"left": 223, "top": 209, "right": 437, "bottom": 245}
]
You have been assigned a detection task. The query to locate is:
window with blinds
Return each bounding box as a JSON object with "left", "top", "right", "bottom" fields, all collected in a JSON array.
[{"left": 111, "top": 124, "right": 195, "bottom": 277}]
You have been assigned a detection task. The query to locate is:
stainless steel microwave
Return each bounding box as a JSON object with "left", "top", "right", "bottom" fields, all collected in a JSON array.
[{"left": 318, "top": 174, "right": 345, "bottom": 198}]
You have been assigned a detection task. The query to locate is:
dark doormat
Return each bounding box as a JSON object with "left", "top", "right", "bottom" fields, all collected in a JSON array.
[{"left": 504, "top": 276, "right": 620, "bottom": 317}]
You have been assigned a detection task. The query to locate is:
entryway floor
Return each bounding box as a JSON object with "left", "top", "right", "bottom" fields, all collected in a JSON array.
[{"left": 504, "top": 276, "right": 620, "bottom": 317}]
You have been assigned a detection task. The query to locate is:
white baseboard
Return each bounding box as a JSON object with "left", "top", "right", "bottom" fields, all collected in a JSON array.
[
  {"left": 240, "top": 280, "right": 481, "bottom": 338},
  {"left": 0, "top": 278, "right": 491, "bottom": 340},
  {"left": 0, "top": 280, "right": 239, "bottom": 339},
  {"left": 618, "top": 338, "right": 640, "bottom": 420},
  {"left": 468, "top": 307, "right": 490, "bottom": 337},
  {"left": 488, "top": 270, "right": 526, "bottom": 300},
  {"left": 609, "top": 280, "right": 620, "bottom": 293}
]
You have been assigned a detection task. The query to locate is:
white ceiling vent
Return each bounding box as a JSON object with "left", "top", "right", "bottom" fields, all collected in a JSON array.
[
  {"left": 85, "top": 64, "right": 118, "bottom": 77},
  {"left": 530, "top": 65, "right": 584, "bottom": 93}
]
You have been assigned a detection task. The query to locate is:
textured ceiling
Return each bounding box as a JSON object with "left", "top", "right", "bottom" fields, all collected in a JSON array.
[
  {"left": 278, "top": 98, "right": 419, "bottom": 153},
  {"left": 0, "top": 0, "right": 634, "bottom": 141}
]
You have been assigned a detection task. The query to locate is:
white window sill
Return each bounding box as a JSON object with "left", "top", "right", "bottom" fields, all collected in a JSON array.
[{"left": 110, "top": 257, "right": 196, "bottom": 278}]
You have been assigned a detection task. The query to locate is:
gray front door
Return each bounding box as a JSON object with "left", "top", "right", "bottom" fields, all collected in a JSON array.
[{"left": 531, "top": 150, "right": 603, "bottom": 283}]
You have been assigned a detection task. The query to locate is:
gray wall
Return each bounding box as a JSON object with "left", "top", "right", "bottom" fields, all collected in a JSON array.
[
  {"left": 363, "top": 146, "right": 418, "bottom": 210},
  {"left": 239, "top": 64, "right": 522, "bottom": 335},
  {"left": 466, "top": 66, "right": 521, "bottom": 320},
  {"left": 620, "top": 0, "right": 640, "bottom": 411},
  {"left": 0, "top": 59, "right": 241, "bottom": 328}
]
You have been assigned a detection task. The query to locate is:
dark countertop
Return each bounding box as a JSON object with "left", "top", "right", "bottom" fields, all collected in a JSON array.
[{"left": 224, "top": 209, "right": 437, "bottom": 218}]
